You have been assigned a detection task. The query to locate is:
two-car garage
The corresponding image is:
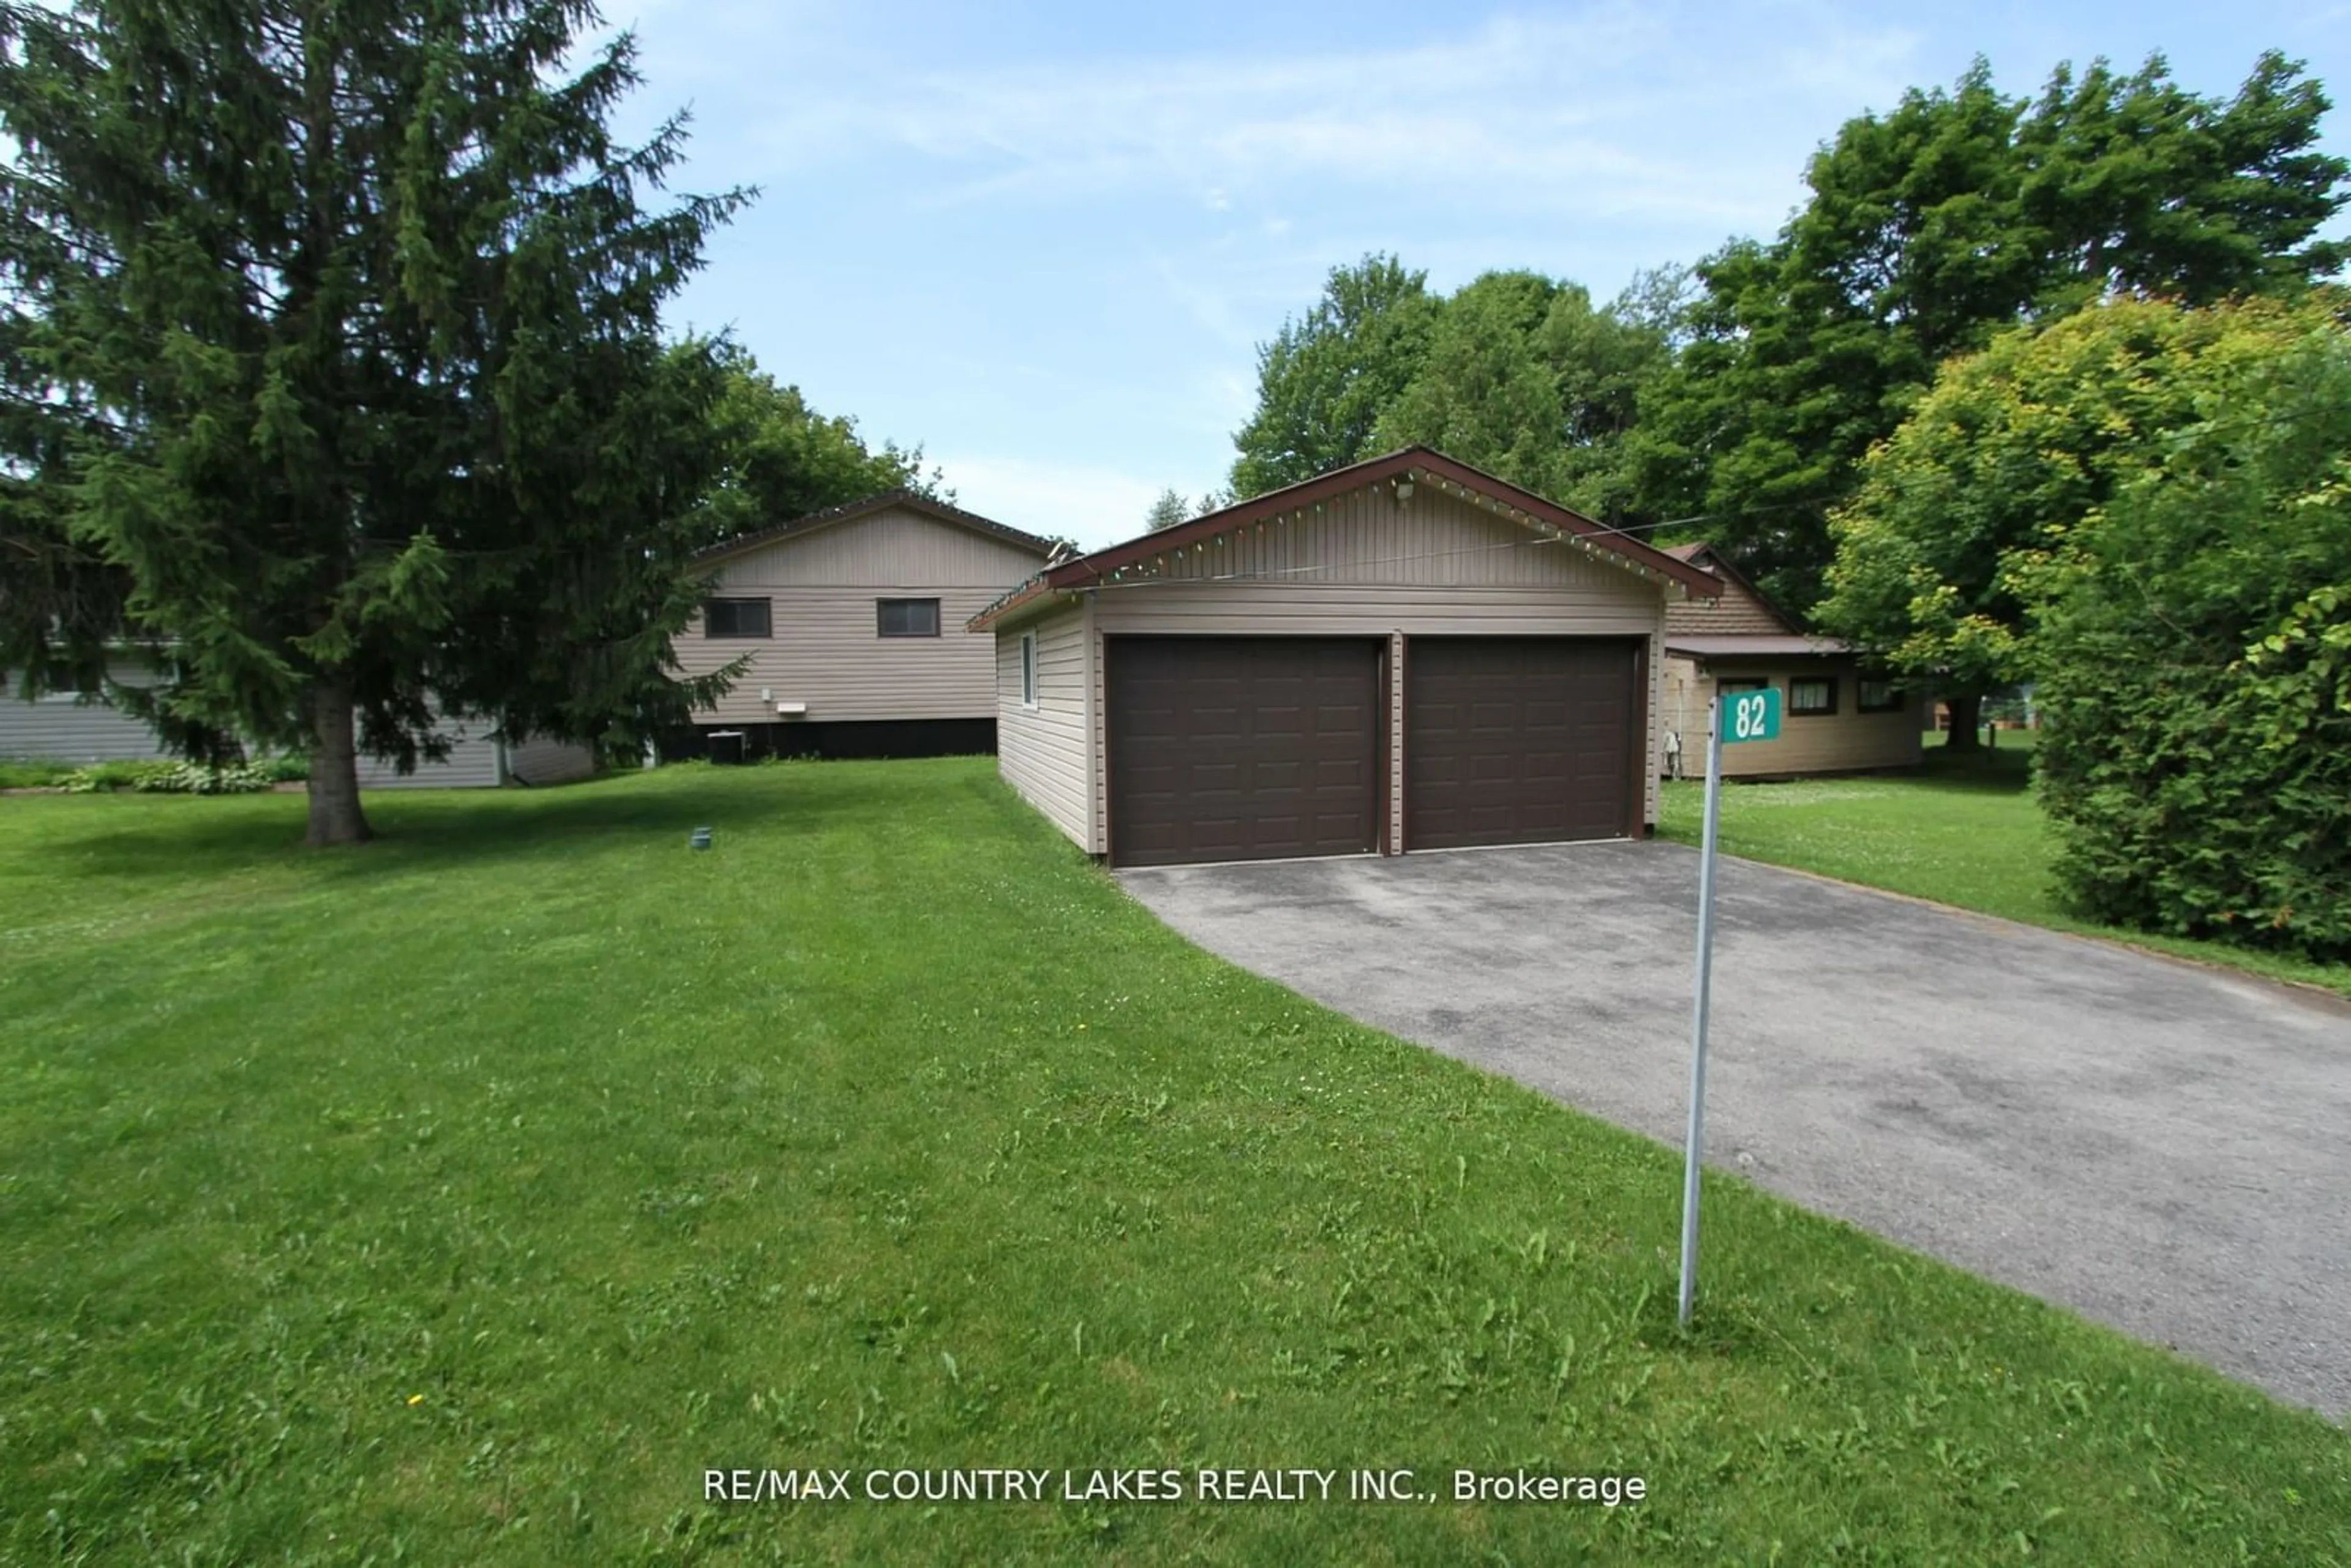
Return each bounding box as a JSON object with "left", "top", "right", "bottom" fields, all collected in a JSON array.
[
  {"left": 984, "top": 448, "right": 1721, "bottom": 870},
  {"left": 1105, "top": 634, "right": 1643, "bottom": 868}
]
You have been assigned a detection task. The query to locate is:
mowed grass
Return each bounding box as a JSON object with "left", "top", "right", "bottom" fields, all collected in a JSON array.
[
  {"left": 1659, "top": 741, "right": 2351, "bottom": 1000},
  {"left": 2, "top": 762, "right": 2344, "bottom": 1566}
]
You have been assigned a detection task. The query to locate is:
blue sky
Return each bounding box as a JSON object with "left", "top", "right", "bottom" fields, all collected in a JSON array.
[{"left": 609, "top": 0, "right": 2351, "bottom": 546}]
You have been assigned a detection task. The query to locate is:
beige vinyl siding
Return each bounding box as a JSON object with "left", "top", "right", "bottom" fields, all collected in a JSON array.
[
  {"left": 1101, "top": 483, "right": 1691, "bottom": 593},
  {"left": 713, "top": 508, "right": 1046, "bottom": 587},
  {"left": 996, "top": 604, "right": 1090, "bottom": 850},
  {"left": 1662, "top": 657, "right": 1922, "bottom": 777},
  {"left": 1663, "top": 571, "right": 1787, "bottom": 636},
  {"left": 1084, "top": 493, "right": 1672, "bottom": 836},
  {"left": 675, "top": 506, "right": 1046, "bottom": 726}
]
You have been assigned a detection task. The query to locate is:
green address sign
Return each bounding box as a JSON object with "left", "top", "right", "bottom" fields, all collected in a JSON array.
[{"left": 1724, "top": 686, "right": 1781, "bottom": 743}]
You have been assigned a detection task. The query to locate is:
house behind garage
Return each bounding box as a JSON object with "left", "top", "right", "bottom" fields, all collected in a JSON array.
[
  {"left": 972, "top": 448, "right": 1721, "bottom": 867},
  {"left": 0, "top": 654, "right": 595, "bottom": 787},
  {"left": 668, "top": 490, "right": 1056, "bottom": 760},
  {"left": 1658, "top": 543, "right": 1923, "bottom": 779}
]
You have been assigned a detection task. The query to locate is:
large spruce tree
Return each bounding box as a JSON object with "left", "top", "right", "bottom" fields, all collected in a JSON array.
[{"left": 0, "top": 0, "right": 748, "bottom": 843}]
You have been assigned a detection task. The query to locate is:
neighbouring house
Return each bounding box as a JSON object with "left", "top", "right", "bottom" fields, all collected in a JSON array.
[
  {"left": 667, "top": 490, "right": 1057, "bottom": 760},
  {"left": 970, "top": 448, "right": 1722, "bottom": 868},
  {"left": 1657, "top": 543, "right": 1922, "bottom": 779},
  {"left": 0, "top": 654, "right": 597, "bottom": 787}
]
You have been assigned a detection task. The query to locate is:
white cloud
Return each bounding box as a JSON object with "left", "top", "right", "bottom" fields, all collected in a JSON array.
[
  {"left": 932, "top": 452, "right": 1183, "bottom": 549},
  {"left": 723, "top": 6, "right": 1921, "bottom": 234}
]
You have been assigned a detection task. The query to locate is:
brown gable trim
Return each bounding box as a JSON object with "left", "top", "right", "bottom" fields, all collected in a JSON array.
[
  {"left": 1670, "top": 542, "right": 1801, "bottom": 635},
  {"left": 1041, "top": 447, "right": 1720, "bottom": 599},
  {"left": 696, "top": 489, "right": 1057, "bottom": 565},
  {"left": 964, "top": 573, "right": 1068, "bottom": 634}
]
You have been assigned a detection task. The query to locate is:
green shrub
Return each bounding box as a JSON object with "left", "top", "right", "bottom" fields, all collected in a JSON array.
[
  {"left": 2031, "top": 326, "right": 2351, "bottom": 961},
  {"left": 0, "top": 759, "right": 80, "bottom": 789},
  {"left": 61, "top": 759, "right": 275, "bottom": 795}
]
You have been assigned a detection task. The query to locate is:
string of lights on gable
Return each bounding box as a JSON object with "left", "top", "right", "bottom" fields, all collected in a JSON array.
[
  {"left": 1092, "top": 471, "right": 1694, "bottom": 591},
  {"left": 969, "top": 467, "right": 1712, "bottom": 631}
]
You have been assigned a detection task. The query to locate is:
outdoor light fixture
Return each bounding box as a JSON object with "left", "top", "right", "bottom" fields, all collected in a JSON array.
[{"left": 1395, "top": 478, "right": 1415, "bottom": 503}]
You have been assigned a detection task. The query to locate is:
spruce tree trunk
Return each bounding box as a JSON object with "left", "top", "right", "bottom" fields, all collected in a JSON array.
[
  {"left": 1943, "top": 692, "right": 1984, "bottom": 752},
  {"left": 305, "top": 681, "right": 374, "bottom": 846}
]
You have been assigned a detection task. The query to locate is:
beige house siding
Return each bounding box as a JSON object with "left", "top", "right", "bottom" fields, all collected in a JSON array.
[
  {"left": 1662, "top": 656, "right": 1922, "bottom": 778},
  {"left": 989, "top": 490, "right": 1679, "bottom": 853},
  {"left": 1095, "top": 482, "right": 1683, "bottom": 591},
  {"left": 677, "top": 505, "right": 1048, "bottom": 727},
  {"left": 1663, "top": 572, "right": 1787, "bottom": 636},
  {"left": 995, "top": 602, "right": 1092, "bottom": 850}
]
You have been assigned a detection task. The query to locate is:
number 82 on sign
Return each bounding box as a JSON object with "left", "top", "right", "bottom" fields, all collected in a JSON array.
[{"left": 1725, "top": 687, "right": 1781, "bottom": 743}]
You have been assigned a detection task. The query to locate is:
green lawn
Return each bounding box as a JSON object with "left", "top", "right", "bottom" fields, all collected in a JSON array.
[
  {"left": 2, "top": 762, "right": 2344, "bottom": 1564},
  {"left": 1659, "top": 743, "right": 2351, "bottom": 999}
]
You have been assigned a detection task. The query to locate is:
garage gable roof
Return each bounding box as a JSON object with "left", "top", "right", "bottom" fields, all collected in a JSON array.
[
  {"left": 697, "top": 489, "right": 1057, "bottom": 565},
  {"left": 969, "top": 446, "right": 1720, "bottom": 632}
]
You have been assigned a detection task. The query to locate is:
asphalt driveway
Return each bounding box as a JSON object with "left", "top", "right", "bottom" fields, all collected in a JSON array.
[{"left": 1119, "top": 841, "right": 2351, "bottom": 1419}]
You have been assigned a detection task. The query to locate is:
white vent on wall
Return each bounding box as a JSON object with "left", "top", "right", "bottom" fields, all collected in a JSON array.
[{"left": 776, "top": 700, "right": 808, "bottom": 718}]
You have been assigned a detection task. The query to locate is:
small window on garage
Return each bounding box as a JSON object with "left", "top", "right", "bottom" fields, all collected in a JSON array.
[
  {"left": 1857, "top": 678, "right": 1902, "bottom": 713},
  {"left": 1716, "top": 677, "right": 1768, "bottom": 696},
  {"left": 1019, "top": 631, "right": 1038, "bottom": 707},
  {"left": 702, "top": 598, "right": 771, "bottom": 638},
  {"left": 1790, "top": 677, "right": 1838, "bottom": 716},
  {"left": 877, "top": 598, "right": 941, "bottom": 637}
]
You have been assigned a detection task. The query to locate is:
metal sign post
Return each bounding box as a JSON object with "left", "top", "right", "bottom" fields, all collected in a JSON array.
[{"left": 1678, "top": 686, "right": 1779, "bottom": 1329}]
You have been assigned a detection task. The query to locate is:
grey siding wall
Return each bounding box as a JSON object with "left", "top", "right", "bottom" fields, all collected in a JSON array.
[
  {"left": 3, "top": 666, "right": 590, "bottom": 787},
  {"left": 675, "top": 506, "right": 1046, "bottom": 727},
  {"left": 506, "top": 735, "right": 598, "bottom": 786},
  {"left": 356, "top": 719, "right": 506, "bottom": 789},
  {"left": 1662, "top": 657, "right": 1922, "bottom": 778},
  {"left": 996, "top": 602, "right": 1091, "bottom": 850},
  {"left": 0, "top": 659, "right": 174, "bottom": 762}
]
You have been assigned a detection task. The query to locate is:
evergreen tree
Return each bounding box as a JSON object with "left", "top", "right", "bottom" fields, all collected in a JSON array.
[
  {"left": 0, "top": 0, "right": 749, "bottom": 843},
  {"left": 1142, "top": 487, "right": 1189, "bottom": 533}
]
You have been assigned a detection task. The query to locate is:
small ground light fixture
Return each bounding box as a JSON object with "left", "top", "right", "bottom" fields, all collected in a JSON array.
[{"left": 689, "top": 827, "right": 713, "bottom": 850}]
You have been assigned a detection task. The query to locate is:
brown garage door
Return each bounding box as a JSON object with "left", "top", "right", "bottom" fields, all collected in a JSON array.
[
  {"left": 1406, "top": 637, "right": 1641, "bottom": 850},
  {"left": 1108, "top": 637, "right": 1381, "bottom": 868}
]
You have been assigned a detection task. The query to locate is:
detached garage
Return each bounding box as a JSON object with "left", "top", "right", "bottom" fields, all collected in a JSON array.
[{"left": 974, "top": 448, "right": 1720, "bottom": 868}]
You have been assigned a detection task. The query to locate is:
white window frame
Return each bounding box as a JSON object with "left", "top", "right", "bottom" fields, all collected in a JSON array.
[{"left": 1019, "top": 631, "right": 1038, "bottom": 708}]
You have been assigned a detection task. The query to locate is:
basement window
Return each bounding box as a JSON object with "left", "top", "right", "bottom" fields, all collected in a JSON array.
[
  {"left": 702, "top": 598, "right": 771, "bottom": 638},
  {"left": 1857, "top": 678, "right": 1903, "bottom": 713},
  {"left": 1789, "top": 677, "right": 1838, "bottom": 716},
  {"left": 877, "top": 598, "right": 942, "bottom": 638}
]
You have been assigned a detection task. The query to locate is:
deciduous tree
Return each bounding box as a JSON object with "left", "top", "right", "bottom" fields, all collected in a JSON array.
[
  {"left": 1229, "top": 253, "right": 1433, "bottom": 497},
  {"left": 1816, "top": 293, "right": 2342, "bottom": 743},
  {"left": 1632, "top": 51, "right": 2349, "bottom": 617}
]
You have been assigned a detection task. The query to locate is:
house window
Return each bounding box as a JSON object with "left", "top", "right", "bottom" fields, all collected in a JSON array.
[
  {"left": 877, "top": 598, "right": 941, "bottom": 638},
  {"left": 1717, "top": 677, "right": 1768, "bottom": 694},
  {"left": 1789, "top": 677, "right": 1838, "bottom": 716},
  {"left": 1019, "top": 632, "right": 1038, "bottom": 707},
  {"left": 1857, "top": 678, "right": 1903, "bottom": 713},
  {"left": 702, "top": 598, "right": 771, "bottom": 638}
]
